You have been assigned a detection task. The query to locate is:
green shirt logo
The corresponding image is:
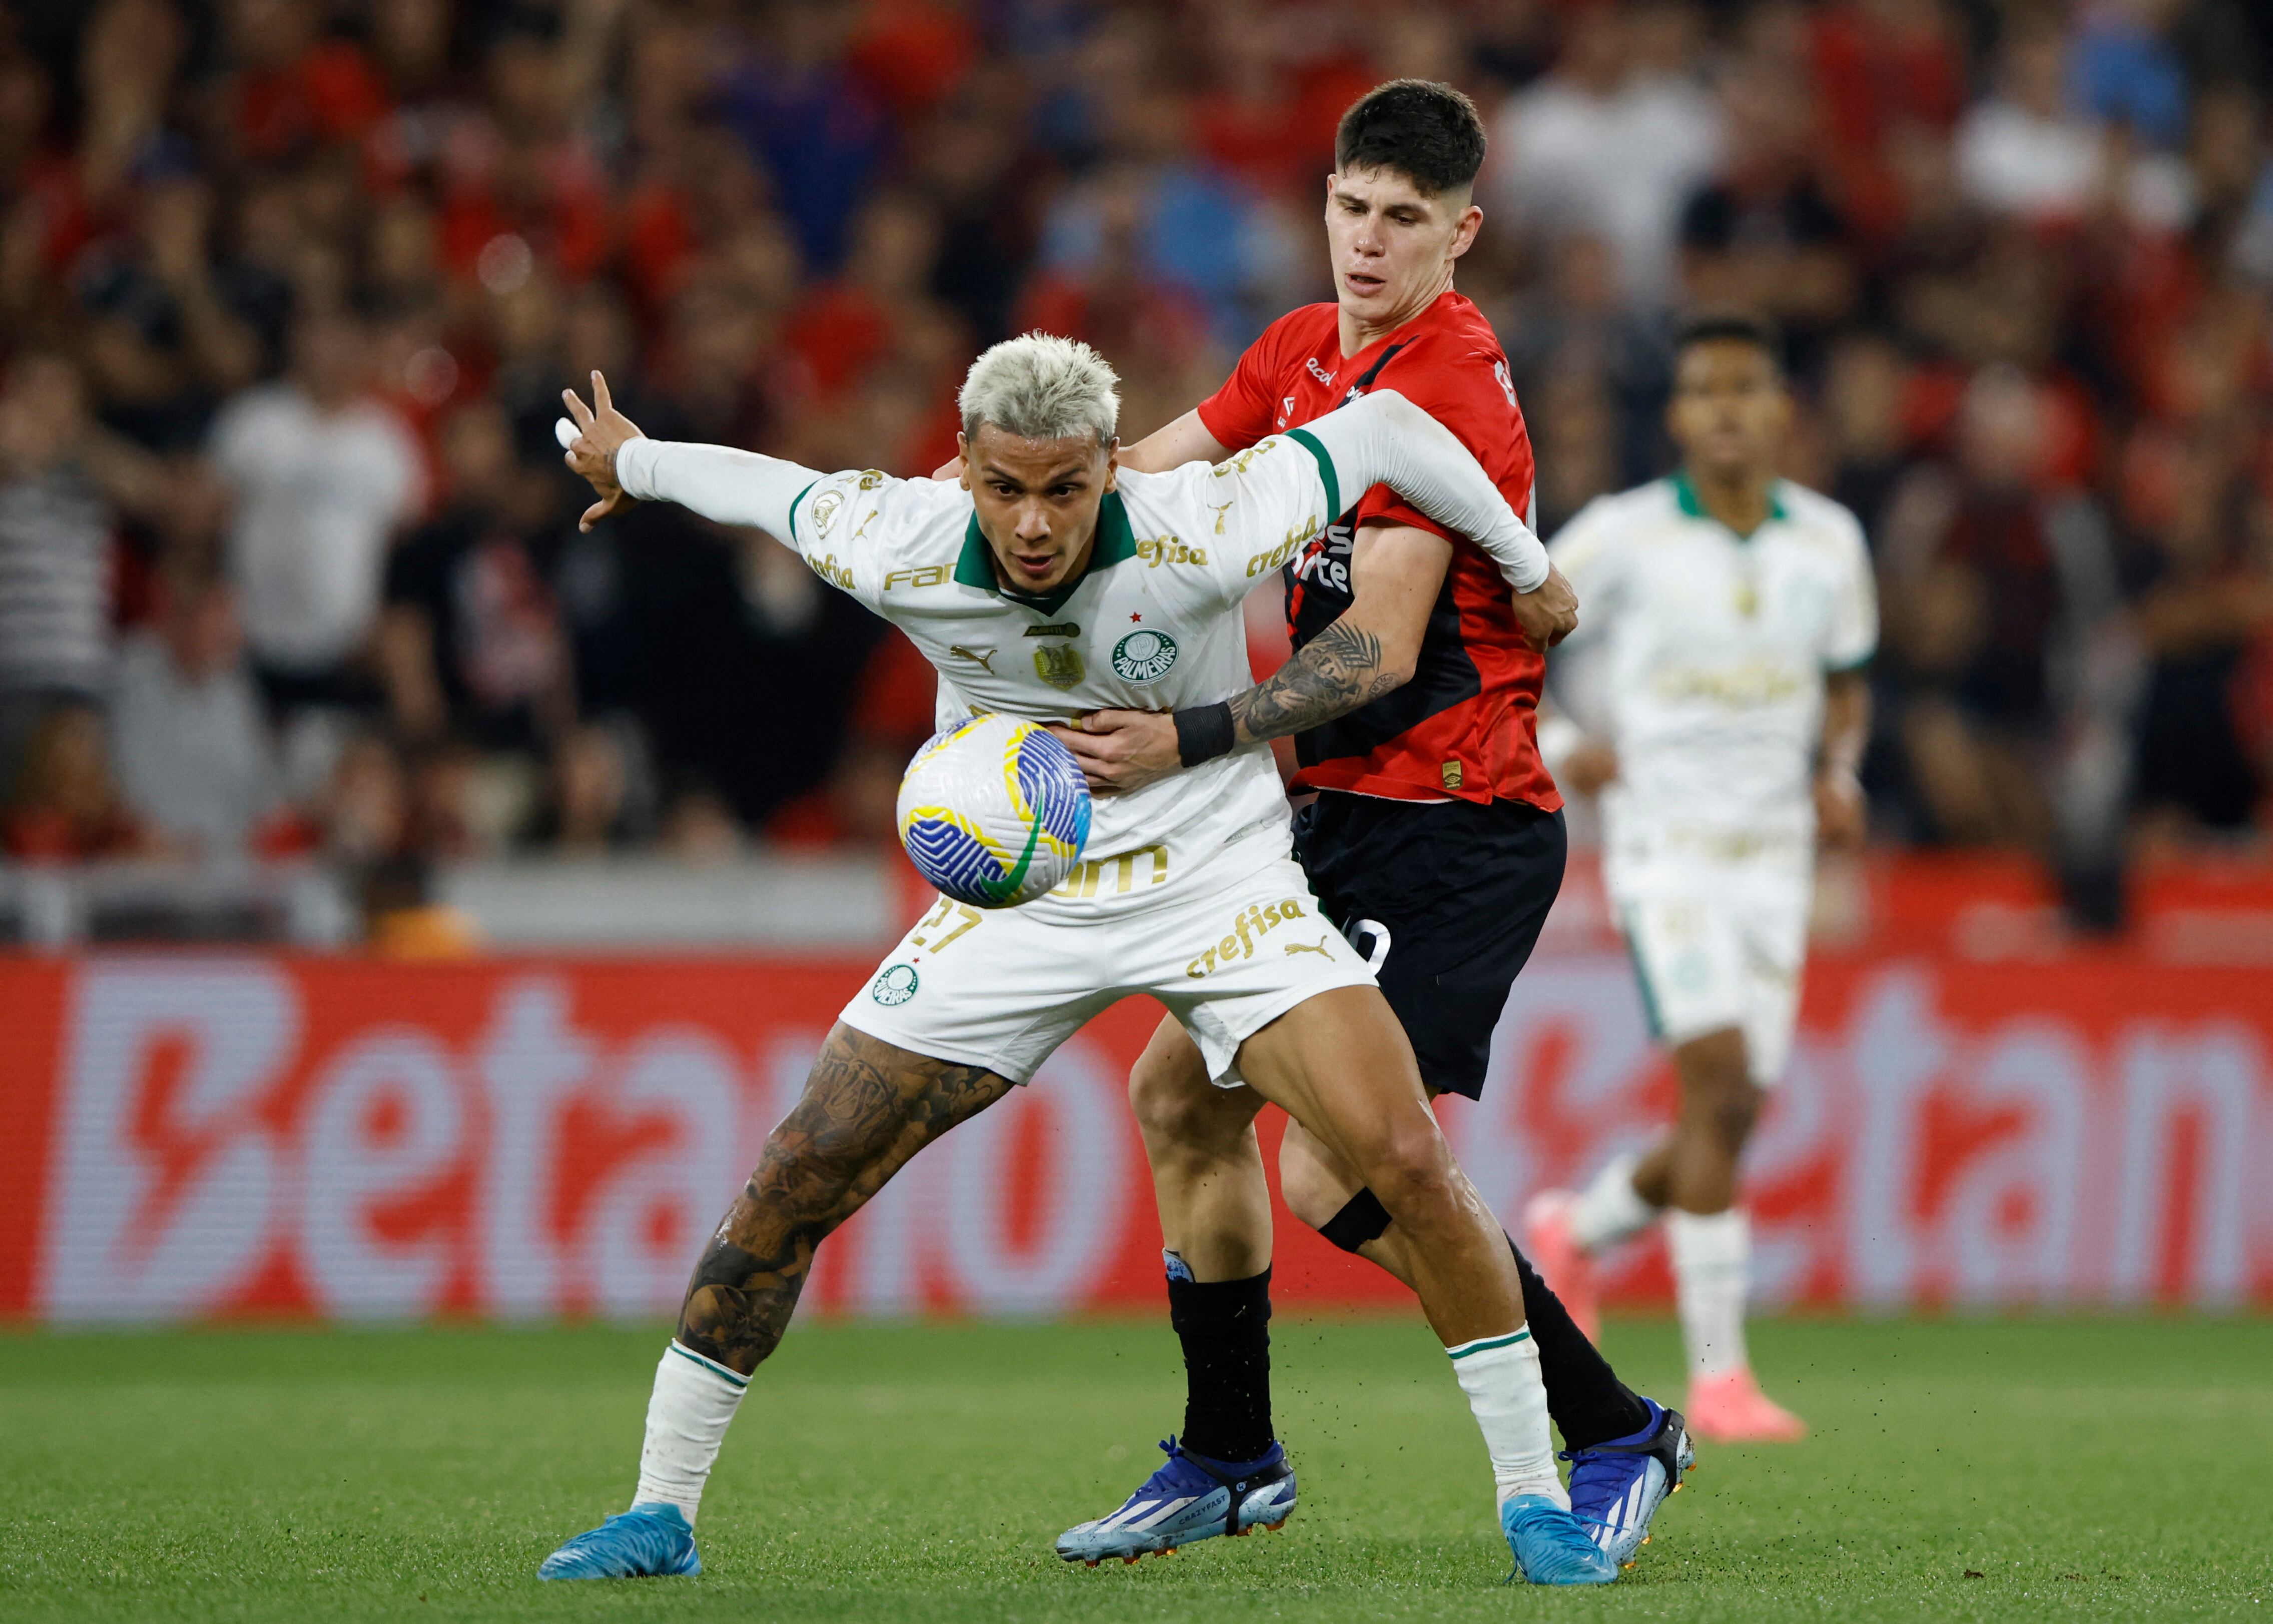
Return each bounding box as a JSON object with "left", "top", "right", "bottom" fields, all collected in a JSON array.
[
  {"left": 1111, "top": 629, "right": 1178, "bottom": 683},
  {"left": 871, "top": 964, "right": 919, "bottom": 1005}
]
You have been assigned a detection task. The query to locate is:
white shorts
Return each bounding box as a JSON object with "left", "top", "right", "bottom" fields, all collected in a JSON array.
[
  {"left": 1607, "top": 852, "right": 1811, "bottom": 1088},
  {"left": 840, "top": 826, "right": 1377, "bottom": 1086}
]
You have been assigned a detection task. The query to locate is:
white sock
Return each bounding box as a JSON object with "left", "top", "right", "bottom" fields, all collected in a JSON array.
[
  {"left": 1666, "top": 1209, "right": 1751, "bottom": 1380},
  {"left": 1449, "top": 1330, "right": 1567, "bottom": 1509},
  {"left": 1567, "top": 1151, "right": 1659, "bottom": 1253},
  {"left": 631, "top": 1342, "right": 748, "bottom": 1523}
]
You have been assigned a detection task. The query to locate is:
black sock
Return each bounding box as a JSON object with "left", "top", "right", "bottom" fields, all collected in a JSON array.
[
  {"left": 1166, "top": 1261, "right": 1275, "bottom": 1464},
  {"left": 1511, "top": 1233, "right": 1652, "bottom": 1448}
]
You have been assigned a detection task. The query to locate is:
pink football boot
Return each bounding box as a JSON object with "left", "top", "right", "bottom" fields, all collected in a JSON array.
[
  {"left": 1685, "top": 1368, "right": 1807, "bottom": 1443},
  {"left": 1521, "top": 1190, "right": 1602, "bottom": 1344}
]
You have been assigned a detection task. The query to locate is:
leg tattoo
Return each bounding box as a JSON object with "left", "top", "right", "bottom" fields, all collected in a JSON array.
[{"left": 676, "top": 1024, "right": 1012, "bottom": 1374}]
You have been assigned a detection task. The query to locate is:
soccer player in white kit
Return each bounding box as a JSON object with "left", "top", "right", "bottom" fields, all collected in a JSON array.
[
  {"left": 1523, "top": 315, "right": 1876, "bottom": 1444},
  {"left": 535, "top": 335, "right": 1619, "bottom": 1585}
]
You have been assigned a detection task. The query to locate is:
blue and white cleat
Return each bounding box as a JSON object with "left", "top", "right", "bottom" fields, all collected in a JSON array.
[
  {"left": 1501, "top": 1494, "right": 1619, "bottom": 1584},
  {"left": 1563, "top": 1397, "right": 1695, "bottom": 1567},
  {"left": 536, "top": 1503, "right": 701, "bottom": 1580},
  {"left": 1055, "top": 1437, "right": 1296, "bottom": 1565}
]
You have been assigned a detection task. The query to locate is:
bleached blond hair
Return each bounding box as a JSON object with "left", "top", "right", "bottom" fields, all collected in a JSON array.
[{"left": 957, "top": 332, "right": 1119, "bottom": 448}]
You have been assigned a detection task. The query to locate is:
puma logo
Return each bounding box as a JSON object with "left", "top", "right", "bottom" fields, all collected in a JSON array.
[
  {"left": 1284, "top": 936, "right": 1333, "bottom": 958},
  {"left": 947, "top": 645, "right": 995, "bottom": 672}
]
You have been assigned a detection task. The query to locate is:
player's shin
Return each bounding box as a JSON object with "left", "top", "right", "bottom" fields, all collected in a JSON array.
[
  {"left": 632, "top": 1343, "right": 748, "bottom": 1523},
  {"left": 1165, "top": 1253, "right": 1277, "bottom": 1464},
  {"left": 1449, "top": 1331, "right": 1567, "bottom": 1509},
  {"left": 1666, "top": 1208, "right": 1751, "bottom": 1379}
]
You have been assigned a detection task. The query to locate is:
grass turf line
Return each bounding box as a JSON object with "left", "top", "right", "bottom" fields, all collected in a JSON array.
[{"left": 1, "top": 1315, "right": 2267, "bottom": 1621}]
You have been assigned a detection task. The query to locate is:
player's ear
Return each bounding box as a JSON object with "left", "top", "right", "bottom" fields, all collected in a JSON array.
[
  {"left": 1102, "top": 438, "right": 1119, "bottom": 493},
  {"left": 956, "top": 431, "right": 972, "bottom": 490},
  {"left": 1451, "top": 202, "right": 1483, "bottom": 260}
]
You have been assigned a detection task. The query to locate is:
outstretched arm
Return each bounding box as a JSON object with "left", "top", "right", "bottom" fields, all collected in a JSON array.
[
  {"left": 1296, "top": 388, "right": 1557, "bottom": 602},
  {"left": 561, "top": 371, "right": 824, "bottom": 541}
]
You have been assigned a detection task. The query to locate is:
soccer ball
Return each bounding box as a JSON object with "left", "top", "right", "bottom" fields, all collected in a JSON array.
[{"left": 896, "top": 714, "right": 1092, "bottom": 907}]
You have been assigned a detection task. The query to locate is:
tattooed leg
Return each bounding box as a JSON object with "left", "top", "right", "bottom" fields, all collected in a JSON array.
[{"left": 677, "top": 1022, "right": 1015, "bottom": 1376}]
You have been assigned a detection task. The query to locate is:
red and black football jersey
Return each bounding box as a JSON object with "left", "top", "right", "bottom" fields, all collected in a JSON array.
[{"left": 1198, "top": 290, "right": 1560, "bottom": 811}]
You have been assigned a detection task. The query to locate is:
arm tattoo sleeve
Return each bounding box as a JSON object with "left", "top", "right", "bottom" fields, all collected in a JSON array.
[
  {"left": 676, "top": 1024, "right": 1012, "bottom": 1374},
  {"left": 1227, "top": 616, "right": 1403, "bottom": 746}
]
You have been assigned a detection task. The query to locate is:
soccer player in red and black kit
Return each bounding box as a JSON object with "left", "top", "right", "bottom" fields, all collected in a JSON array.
[{"left": 1049, "top": 81, "right": 1693, "bottom": 1570}]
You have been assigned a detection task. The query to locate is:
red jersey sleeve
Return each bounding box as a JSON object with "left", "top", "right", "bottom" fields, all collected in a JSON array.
[
  {"left": 1350, "top": 338, "right": 1536, "bottom": 542},
  {"left": 1197, "top": 308, "right": 1307, "bottom": 451}
]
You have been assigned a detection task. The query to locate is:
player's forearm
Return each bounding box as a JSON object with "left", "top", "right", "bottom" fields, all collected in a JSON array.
[
  {"left": 1118, "top": 408, "right": 1231, "bottom": 474},
  {"left": 1819, "top": 671, "right": 1870, "bottom": 777},
  {"left": 1226, "top": 614, "right": 1410, "bottom": 748},
  {"left": 1300, "top": 391, "right": 1549, "bottom": 593},
  {"left": 615, "top": 437, "right": 825, "bottom": 544}
]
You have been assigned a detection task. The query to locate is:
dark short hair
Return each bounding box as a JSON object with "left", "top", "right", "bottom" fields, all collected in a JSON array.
[
  {"left": 1335, "top": 79, "right": 1487, "bottom": 198},
  {"left": 1675, "top": 311, "right": 1783, "bottom": 368}
]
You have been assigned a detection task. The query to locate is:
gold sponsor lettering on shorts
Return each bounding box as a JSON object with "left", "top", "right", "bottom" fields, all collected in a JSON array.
[
  {"left": 1185, "top": 897, "right": 1310, "bottom": 978},
  {"left": 1052, "top": 844, "right": 1169, "bottom": 898}
]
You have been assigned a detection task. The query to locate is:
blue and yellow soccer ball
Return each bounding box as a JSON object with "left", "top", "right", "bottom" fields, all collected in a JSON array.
[{"left": 896, "top": 714, "right": 1092, "bottom": 907}]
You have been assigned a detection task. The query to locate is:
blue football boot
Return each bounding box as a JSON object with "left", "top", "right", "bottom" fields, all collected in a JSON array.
[
  {"left": 1501, "top": 1494, "right": 1618, "bottom": 1585},
  {"left": 1563, "top": 1398, "right": 1694, "bottom": 1567},
  {"left": 537, "top": 1503, "right": 701, "bottom": 1579},
  {"left": 1056, "top": 1437, "right": 1296, "bottom": 1565}
]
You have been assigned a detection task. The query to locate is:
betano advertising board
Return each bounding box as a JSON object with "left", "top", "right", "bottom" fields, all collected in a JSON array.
[{"left": 2, "top": 937, "right": 2266, "bottom": 1323}]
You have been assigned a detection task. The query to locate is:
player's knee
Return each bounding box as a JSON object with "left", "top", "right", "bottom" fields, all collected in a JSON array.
[
  {"left": 1355, "top": 1116, "right": 1455, "bottom": 1224},
  {"left": 1129, "top": 1056, "right": 1248, "bottom": 1162}
]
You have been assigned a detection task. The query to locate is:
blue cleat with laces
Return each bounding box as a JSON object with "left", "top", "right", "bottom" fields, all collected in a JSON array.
[
  {"left": 1056, "top": 1437, "right": 1296, "bottom": 1565},
  {"left": 1563, "top": 1398, "right": 1694, "bottom": 1567},
  {"left": 1501, "top": 1494, "right": 1619, "bottom": 1584},
  {"left": 537, "top": 1503, "right": 701, "bottom": 1580}
]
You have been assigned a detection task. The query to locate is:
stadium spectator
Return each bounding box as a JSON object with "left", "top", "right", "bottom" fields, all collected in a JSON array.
[
  {"left": 0, "top": 350, "right": 173, "bottom": 790},
  {"left": 1878, "top": 366, "right": 2125, "bottom": 852},
  {"left": 2, "top": 701, "right": 160, "bottom": 862},
  {"left": 1488, "top": 0, "right": 1725, "bottom": 307},
  {"left": 109, "top": 552, "right": 289, "bottom": 857},
  {"left": 209, "top": 308, "right": 424, "bottom": 714}
]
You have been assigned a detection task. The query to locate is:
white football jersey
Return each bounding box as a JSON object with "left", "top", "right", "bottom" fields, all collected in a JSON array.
[
  {"left": 780, "top": 439, "right": 1343, "bottom": 882},
  {"left": 1549, "top": 473, "right": 1877, "bottom": 849}
]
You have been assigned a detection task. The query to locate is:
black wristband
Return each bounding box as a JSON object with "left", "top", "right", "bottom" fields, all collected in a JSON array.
[{"left": 1174, "top": 701, "right": 1236, "bottom": 768}]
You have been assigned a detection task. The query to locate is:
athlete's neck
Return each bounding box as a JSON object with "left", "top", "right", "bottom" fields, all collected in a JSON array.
[
  {"left": 1685, "top": 463, "right": 1777, "bottom": 537},
  {"left": 1338, "top": 268, "right": 1454, "bottom": 358}
]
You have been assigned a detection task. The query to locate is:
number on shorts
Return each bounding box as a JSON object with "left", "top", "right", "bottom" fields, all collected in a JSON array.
[{"left": 912, "top": 897, "right": 983, "bottom": 951}]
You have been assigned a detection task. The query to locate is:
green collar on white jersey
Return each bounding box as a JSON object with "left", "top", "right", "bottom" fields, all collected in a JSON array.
[
  {"left": 1671, "top": 470, "right": 1787, "bottom": 541},
  {"left": 953, "top": 488, "right": 1140, "bottom": 616}
]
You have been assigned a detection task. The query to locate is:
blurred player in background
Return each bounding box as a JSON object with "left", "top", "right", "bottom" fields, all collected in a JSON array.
[
  {"left": 1049, "top": 81, "right": 1690, "bottom": 1569},
  {"left": 1524, "top": 313, "right": 1876, "bottom": 1444},
  {"left": 538, "top": 335, "right": 1623, "bottom": 1585}
]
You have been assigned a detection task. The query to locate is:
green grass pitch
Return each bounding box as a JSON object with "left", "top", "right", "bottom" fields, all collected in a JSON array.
[{"left": 2, "top": 1314, "right": 2267, "bottom": 1621}]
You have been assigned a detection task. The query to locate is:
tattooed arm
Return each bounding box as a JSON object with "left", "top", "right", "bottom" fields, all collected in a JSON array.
[
  {"left": 677, "top": 1024, "right": 1013, "bottom": 1375},
  {"left": 1053, "top": 522, "right": 1453, "bottom": 793}
]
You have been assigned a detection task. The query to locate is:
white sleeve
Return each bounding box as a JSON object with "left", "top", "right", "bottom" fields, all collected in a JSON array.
[
  {"left": 614, "top": 438, "right": 829, "bottom": 549},
  {"left": 1291, "top": 389, "right": 1550, "bottom": 593},
  {"left": 1822, "top": 512, "right": 1878, "bottom": 671}
]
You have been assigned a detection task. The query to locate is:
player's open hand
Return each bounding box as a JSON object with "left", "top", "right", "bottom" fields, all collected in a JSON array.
[
  {"left": 1510, "top": 562, "right": 1578, "bottom": 651},
  {"left": 1047, "top": 710, "right": 1181, "bottom": 795},
  {"left": 560, "top": 371, "right": 645, "bottom": 531}
]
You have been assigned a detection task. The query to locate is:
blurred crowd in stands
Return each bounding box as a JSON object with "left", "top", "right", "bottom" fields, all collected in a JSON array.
[{"left": 3, "top": 0, "right": 2272, "bottom": 919}]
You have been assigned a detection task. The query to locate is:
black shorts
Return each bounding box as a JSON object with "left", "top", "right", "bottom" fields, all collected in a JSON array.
[{"left": 1292, "top": 791, "right": 1567, "bottom": 1101}]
